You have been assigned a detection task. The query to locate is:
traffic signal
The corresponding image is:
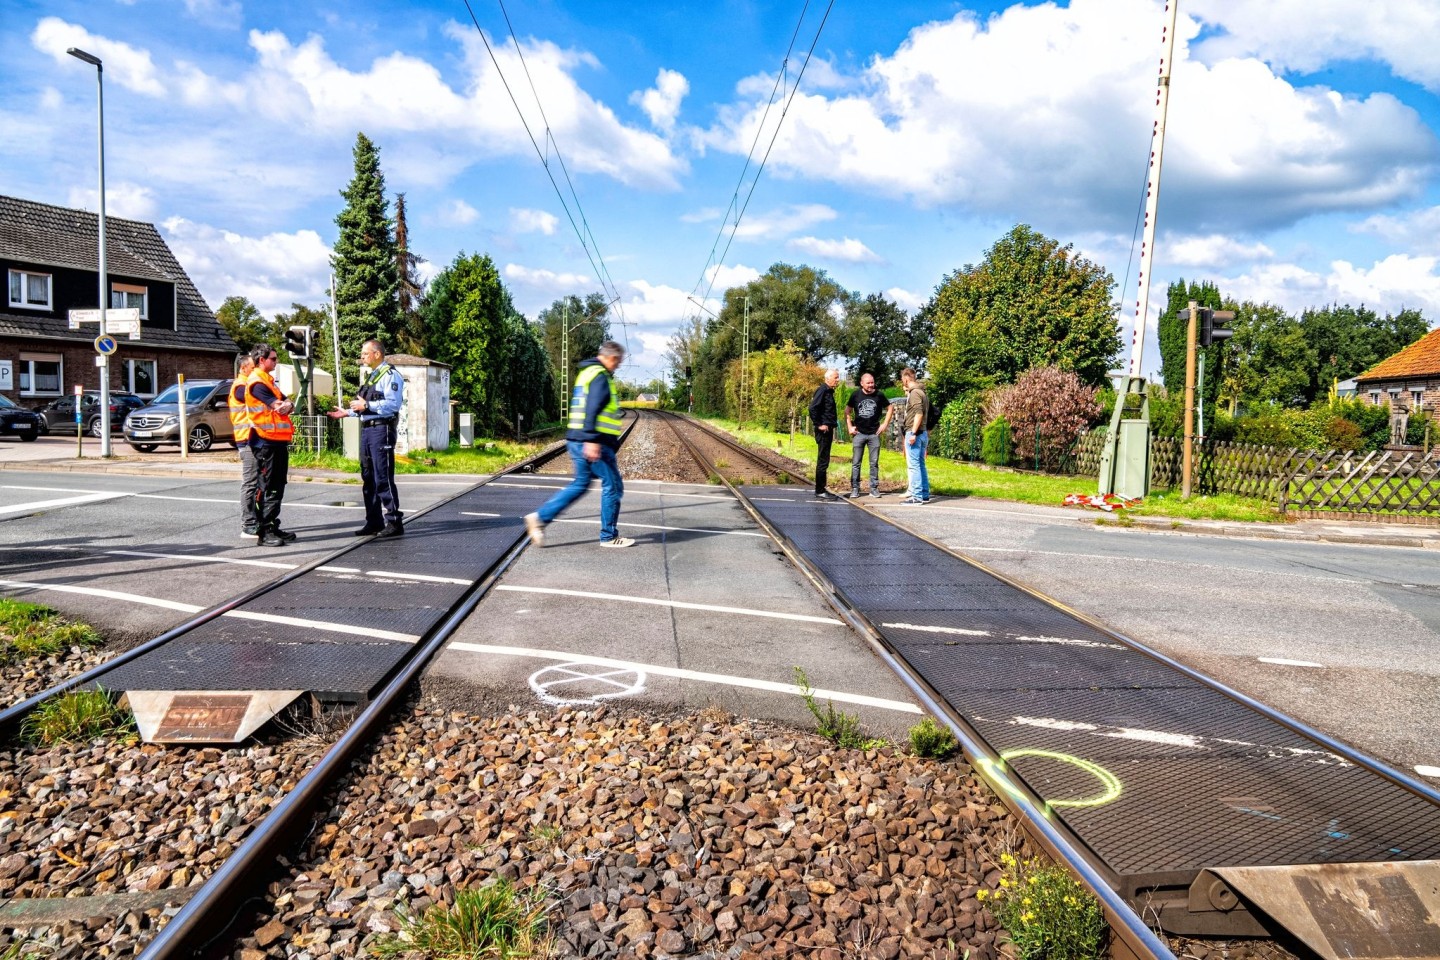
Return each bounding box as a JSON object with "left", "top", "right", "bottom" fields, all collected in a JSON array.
[
  {"left": 684, "top": 365, "right": 693, "bottom": 380},
  {"left": 1200, "top": 309, "right": 1235, "bottom": 347},
  {"left": 284, "top": 325, "right": 312, "bottom": 360}
]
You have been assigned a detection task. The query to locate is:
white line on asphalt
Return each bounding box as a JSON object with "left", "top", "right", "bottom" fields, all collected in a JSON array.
[
  {"left": 495, "top": 585, "right": 843, "bottom": 624},
  {"left": 364, "top": 570, "right": 472, "bottom": 585},
  {"left": 445, "top": 642, "right": 922, "bottom": 713},
  {"left": 460, "top": 512, "right": 502, "bottom": 517},
  {"left": 881, "top": 621, "right": 990, "bottom": 637},
  {"left": 3, "top": 484, "right": 115, "bottom": 494},
  {"left": 0, "top": 491, "right": 129, "bottom": 516},
  {"left": 134, "top": 493, "right": 363, "bottom": 510},
  {"left": 549, "top": 518, "right": 766, "bottom": 538},
  {"left": 1416, "top": 765, "right": 1440, "bottom": 778},
  {"left": 106, "top": 550, "right": 293, "bottom": 570},
  {"left": 959, "top": 546, "right": 1369, "bottom": 584},
  {"left": 222, "top": 609, "right": 418, "bottom": 642},
  {"left": 1258, "top": 657, "right": 1326, "bottom": 668},
  {"left": 0, "top": 578, "right": 203, "bottom": 612}
]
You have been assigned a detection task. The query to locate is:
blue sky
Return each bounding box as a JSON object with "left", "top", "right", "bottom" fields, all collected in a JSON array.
[{"left": 3, "top": 0, "right": 1438, "bottom": 385}]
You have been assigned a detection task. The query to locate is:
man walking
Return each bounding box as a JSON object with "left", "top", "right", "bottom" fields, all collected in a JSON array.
[
  {"left": 329, "top": 339, "right": 405, "bottom": 538},
  {"left": 524, "top": 341, "right": 633, "bottom": 548},
  {"left": 899, "top": 367, "right": 930, "bottom": 504},
  {"left": 845, "top": 372, "right": 892, "bottom": 499},
  {"left": 227, "top": 352, "right": 259, "bottom": 536},
  {"left": 246, "top": 345, "right": 298, "bottom": 546},
  {"left": 809, "top": 368, "right": 841, "bottom": 501}
]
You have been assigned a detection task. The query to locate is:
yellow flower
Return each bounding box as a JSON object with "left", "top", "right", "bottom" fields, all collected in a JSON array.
[
  {"left": 1000, "top": 879, "right": 1010, "bottom": 888},
  {"left": 976, "top": 890, "right": 989, "bottom": 900},
  {"left": 1022, "top": 897, "right": 1032, "bottom": 906}
]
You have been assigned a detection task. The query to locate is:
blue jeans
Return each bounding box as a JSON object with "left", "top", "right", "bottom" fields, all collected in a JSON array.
[
  {"left": 905, "top": 431, "right": 930, "bottom": 500},
  {"left": 537, "top": 441, "right": 624, "bottom": 541}
]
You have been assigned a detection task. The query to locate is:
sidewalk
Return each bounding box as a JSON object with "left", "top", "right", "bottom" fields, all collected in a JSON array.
[{"left": 0, "top": 435, "right": 354, "bottom": 482}]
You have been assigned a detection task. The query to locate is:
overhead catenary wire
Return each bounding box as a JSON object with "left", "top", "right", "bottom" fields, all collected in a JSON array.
[{"left": 458, "top": 0, "right": 632, "bottom": 356}]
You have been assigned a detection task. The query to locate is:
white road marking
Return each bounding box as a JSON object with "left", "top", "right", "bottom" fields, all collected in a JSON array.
[
  {"left": 363, "top": 570, "right": 471, "bottom": 585},
  {"left": 529, "top": 662, "right": 647, "bottom": 706},
  {"left": 549, "top": 517, "right": 766, "bottom": 538},
  {"left": 495, "top": 585, "right": 843, "bottom": 625},
  {"left": 1, "top": 484, "right": 362, "bottom": 512},
  {"left": 460, "top": 512, "right": 502, "bottom": 518},
  {"left": 106, "top": 550, "right": 293, "bottom": 570},
  {"left": 882, "top": 621, "right": 990, "bottom": 637},
  {"left": 1416, "top": 765, "right": 1440, "bottom": 778},
  {"left": 1258, "top": 657, "right": 1326, "bottom": 668},
  {"left": 960, "top": 546, "right": 1369, "bottom": 585},
  {"left": 0, "top": 491, "right": 128, "bottom": 516},
  {"left": 0, "top": 578, "right": 203, "bottom": 612},
  {"left": 222, "top": 609, "right": 418, "bottom": 642},
  {"left": 135, "top": 493, "right": 362, "bottom": 510},
  {"left": 448, "top": 641, "right": 921, "bottom": 713}
]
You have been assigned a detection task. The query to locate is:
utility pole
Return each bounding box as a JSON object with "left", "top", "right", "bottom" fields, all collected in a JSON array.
[
  {"left": 560, "top": 302, "right": 569, "bottom": 413},
  {"left": 69, "top": 47, "right": 111, "bottom": 456},
  {"left": 1182, "top": 300, "right": 1198, "bottom": 498},
  {"left": 740, "top": 296, "right": 750, "bottom": 428}
]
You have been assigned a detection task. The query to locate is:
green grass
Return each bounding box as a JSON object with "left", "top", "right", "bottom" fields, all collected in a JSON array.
[
  {"left": 981, "top": 851, "right": 1107, "bottom": 960},
  {"left": 0, "top": 599, "right": 102, "bottom": 663},
  {"left": 291, "top": 439, "right": 554, "bottom": 476},
  {"left": 371, "top": 878, "right": 551, "bottom": 959},
  {"left": 794, "top": 667, "right": 885, "bottom": 751},
  {"left": 698, "top": 416, "right": 1286, "bottom": 523},
  {"left": 21, "top": 688, "right": 135, "bottom": 746}
]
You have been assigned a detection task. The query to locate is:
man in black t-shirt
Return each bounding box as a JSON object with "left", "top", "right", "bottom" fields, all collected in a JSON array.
[{"left": 844, "top": 373, "right": 893, "bottom": 498}]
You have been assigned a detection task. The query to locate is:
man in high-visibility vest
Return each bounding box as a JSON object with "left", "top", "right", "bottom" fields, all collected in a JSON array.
[
  {"left": 525, "top": 341, "right": 632, "bottom": 548},
  {"left": 246, "top": 344, "right": 298, "bottom": 547},
  {"left": 227, "top": 352, "right": 259, "bottom": 537}
]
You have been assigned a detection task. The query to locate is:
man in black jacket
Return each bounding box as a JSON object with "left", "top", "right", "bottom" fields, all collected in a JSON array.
[{"left": 809, "top": 368, "right": 841, "bottom": 501}]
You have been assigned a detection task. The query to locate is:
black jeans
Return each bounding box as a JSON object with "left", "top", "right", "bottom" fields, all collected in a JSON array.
[
  {"left": 251, "top": 439, "right": 290, "bottom": 533},
  {"left": 814, "top": 427, "right": 834, "bottom": 495}
]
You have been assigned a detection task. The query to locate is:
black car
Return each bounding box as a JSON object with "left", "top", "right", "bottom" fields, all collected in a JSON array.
[
  {"left": 35, "top": 392, "right": 147, "bottom": 438},
  {"left": 0, "top": 394, "right": 42, "bottom": 441}
]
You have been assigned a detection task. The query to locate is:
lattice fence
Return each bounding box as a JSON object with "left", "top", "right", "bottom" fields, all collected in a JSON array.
[
  {"left": 1282, "top": 449, "right": 1440, "bottom": 515},
  {"left": 1076, "top": 430, "right": 1298, "bottom": 499}
]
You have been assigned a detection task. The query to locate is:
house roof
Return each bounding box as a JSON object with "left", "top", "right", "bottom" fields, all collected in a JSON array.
[
  {"left": 1356, "top": 327, "right": 1440, "bottom": 384},
  {"left": 0, "top": 195, "right": 237, "bottom": 354}
]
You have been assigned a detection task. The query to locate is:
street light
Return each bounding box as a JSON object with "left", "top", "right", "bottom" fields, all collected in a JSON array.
[{"left": 68, "top": 46, "right": 111, "bottom": 456}]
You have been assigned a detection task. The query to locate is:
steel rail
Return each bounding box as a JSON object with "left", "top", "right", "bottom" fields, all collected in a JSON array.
[
  {"left": 655, "top": 412, "right": 1174, "bottom": 960},
  {"left": 651, "top": 410, "right": 794, "bottom": 484},
  {"left": 0, "top": 431, "right": 565, "bottom": 738}
]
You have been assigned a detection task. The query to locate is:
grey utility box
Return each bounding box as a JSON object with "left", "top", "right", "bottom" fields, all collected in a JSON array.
[
  {"left": 457, "top": 412, "right": 474, "bottom": 448},
  {"left": 341, "top": 416, "right": 360, "bottom": 460}
]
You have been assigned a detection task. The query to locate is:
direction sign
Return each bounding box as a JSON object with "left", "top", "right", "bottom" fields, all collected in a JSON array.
[
  {"left": 95, "top": 335, "right": 118, "bottom": 356},
  {"left": 68, "top": 308, "right": 102, "bottom": 330},
  {"left": 68, "top": 308, "right": 142, "bottom": 338}
]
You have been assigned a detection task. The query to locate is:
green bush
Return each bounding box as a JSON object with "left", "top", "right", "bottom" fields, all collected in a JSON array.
[
  {"left": 793, "top": 667, "right": 885, "bottom": 750},
  {"left": 372, "top": 878, "right": 551, "bottom": 959},
  {"left": 908, "top": 717, "right": 957, "bottom": 759},
  {"left": 21, "top": 689, "right": 134, "bottom": 746},
  {"left": 982, "top": 851, "right": 1107, "bottom": 960},
  {"left": 982, "top": 416, "right": 1013, "bottom": 466},
  {"left": 1323, "top": 416, "right": 1364, "bottom": 451},
  {"left": 1406, "top": 411, "right": 1432, "bottom": 446},
  {"left": 933, "top": 393, "right": 984, "bottom": 460}
]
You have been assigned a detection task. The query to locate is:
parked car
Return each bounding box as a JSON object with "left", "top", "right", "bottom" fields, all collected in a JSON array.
[
  {"left": 35, "top": 392, "right": 147, "bottom": 438},
  {"left": 123, "top": 380, "right": 235, "bottom": 452},
  {"left": 0, "top": 393, "right": 42, "bottom": 442}
]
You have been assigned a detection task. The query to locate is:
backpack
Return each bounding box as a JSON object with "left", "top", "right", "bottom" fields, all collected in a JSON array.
[{"left": 924, "top": 393, "right": 940, "bottom": 432}]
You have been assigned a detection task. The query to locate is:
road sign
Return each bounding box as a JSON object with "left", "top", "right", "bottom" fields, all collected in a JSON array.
[
  {"left": 95, "top": 335, "right": 118, "bottom": 355},
  {"left": 108, "top": 317, "right": 142, "bottom": 340},
  {"left": 68, "top": 308, "right": 102, "bottom": 329},
  {"left": 68, "top": 307, "right": 141, "bottom": 338}
]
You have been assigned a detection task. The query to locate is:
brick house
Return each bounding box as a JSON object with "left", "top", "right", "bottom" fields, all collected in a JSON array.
[
  {"left": 1, "top": 195, "right": 237, "bottom": 405},
  {"left": 1355, "top": 327, "right": 1440, "bottom": 445}
]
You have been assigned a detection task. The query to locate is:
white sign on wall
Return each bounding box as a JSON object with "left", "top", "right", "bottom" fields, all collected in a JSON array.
[{"left": 0, "top": 360, "right": 12, "bottom": 391}]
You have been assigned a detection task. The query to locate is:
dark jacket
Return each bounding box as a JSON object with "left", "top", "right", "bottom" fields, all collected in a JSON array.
[{"left": 809, "top": 382, "right": 837, "bottom": 429}]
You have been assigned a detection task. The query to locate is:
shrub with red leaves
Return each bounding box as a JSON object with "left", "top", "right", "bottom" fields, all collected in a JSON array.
[{"left": 993, "top": 366, "right": 1101, "bottom": 471}]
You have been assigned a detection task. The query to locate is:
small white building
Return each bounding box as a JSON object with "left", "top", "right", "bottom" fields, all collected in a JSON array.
[{"left": 387, "top": 354, "right": 451, "bottom": 454}]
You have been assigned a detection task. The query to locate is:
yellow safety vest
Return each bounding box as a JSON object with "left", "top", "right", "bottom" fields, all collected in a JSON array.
[{"left": 568, "top": 364, "right": 622, "bottom": 437}]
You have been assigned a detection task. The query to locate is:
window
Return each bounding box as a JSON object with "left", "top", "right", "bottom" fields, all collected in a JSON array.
[
  {"left": 110, "top": 282, "right": 148, "bottom": 319},
  {"left": 8, "top": 269, "right": 52, "bottom": 310},
  {"left": 1413, "top": 389, "right": 1425, "bottom": 411},
  {"left": 124, "top": 359, "right": 157, "bottom": 397},
  {"left": 1369, "top": 391, "right": 1381, "bottom": 405},
  {"left": 17, "top": 354, "right": 62, "bottom": 396}
]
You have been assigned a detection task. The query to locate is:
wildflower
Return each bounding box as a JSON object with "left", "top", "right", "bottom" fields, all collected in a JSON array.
[
  {"left": 1000, "top": 879, "right": 1010, "bottom": 888},
  {"left": 976, "top": 890, "right": 988, "bottom": 901}
]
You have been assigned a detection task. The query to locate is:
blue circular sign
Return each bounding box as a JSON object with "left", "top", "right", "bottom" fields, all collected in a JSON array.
[{"left": 95, "top": 335, "right": 118, "bottom": 355}]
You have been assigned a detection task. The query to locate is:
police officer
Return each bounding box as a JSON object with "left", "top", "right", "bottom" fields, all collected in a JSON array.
[
  {"left": 246, "top": 344, "right": 297, "bottom": 546},
  {"left": 524, "top": 341, "right": 632, "bottom": 548},
  {"left": 228, "top": 352, "right": 259, "bottom": 536},
  {"left": 329, "top": 339, "right": 405, "bottom": 537}
]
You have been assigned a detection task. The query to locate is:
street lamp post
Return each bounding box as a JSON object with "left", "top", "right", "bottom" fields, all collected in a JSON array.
[{"left": 68, "top": 46, "right": 111, "bottom": 456}]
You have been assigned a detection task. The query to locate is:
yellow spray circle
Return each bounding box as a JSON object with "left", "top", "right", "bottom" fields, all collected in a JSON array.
[{"left": 1000, "top": 748, "right": 1123, "bottom": 809}]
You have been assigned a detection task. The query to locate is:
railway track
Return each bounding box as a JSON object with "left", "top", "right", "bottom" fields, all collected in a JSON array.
[
  {"left": 0, "top": 418, "right": 635, "bottom": 959},
  {"left": 647, "top": 409, "right": 801, "bottom": 486}
]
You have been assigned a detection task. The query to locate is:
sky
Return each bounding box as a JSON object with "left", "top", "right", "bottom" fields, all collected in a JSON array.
[{"left": 3, "top": 0, "right": 1438, "bottom": 386}]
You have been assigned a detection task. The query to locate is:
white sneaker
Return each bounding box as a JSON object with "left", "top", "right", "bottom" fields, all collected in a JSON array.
[
  {"left": 523, "top": 512, "right": 545, "bottom": 546},
  {"left": 599, "top": 536, "right": 636, "bottom": 548}
]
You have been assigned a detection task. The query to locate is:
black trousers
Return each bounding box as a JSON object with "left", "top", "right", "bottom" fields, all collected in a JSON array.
[
  {"left": 251, "top": 439, "right": 290, "bottom": 533},
  {"left": 814, "top": 427, "right": 834, "bottom": 495},
  {"left": 238, "top": 443, "right": 259, "bottom": 529},
  {"left": 360, "top": 420, "right": 403, "bottom": 528}
]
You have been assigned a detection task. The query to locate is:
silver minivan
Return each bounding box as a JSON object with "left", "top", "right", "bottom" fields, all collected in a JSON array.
[{"left": 124, "top": 379, "right": 235, "bottom": 452}]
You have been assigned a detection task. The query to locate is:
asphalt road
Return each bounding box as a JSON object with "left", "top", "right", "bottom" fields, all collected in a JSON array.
[{"left": 871, "top": 496, "right": 1440, "bottom": 781}]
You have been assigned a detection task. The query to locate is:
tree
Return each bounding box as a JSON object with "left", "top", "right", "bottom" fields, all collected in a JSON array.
[
  {"left": 1220, "top": 302, "right": 1314, "bottom": 412},
  {"left": 274, "top": 302, "right": 334, "bottom": 392},
  {"left": 726, "top": 342, "right": 824, "bottom": 433},
  {"left": 1156, "top": 279, "right": 1225, "bottom": 412},
  {"left": 537, "top": 293, "right": 612, "bottom": 396},
  {"left": 420, "top": 253, "right": 515, "bottom": 436},
  {"left": 1301, "top": 304, "right": 1428, "bottom": 403},
  {"left": 332, "top": 132, "right": 399, "bottom": 387},
  {"left": 847, "top": 293, "right": 927, "bottom": 387},
  {"left": 215, "top": 296, "right": 276, "bottom": 354},
  {"left": 989, "top": 366, "right": 1101, "bottom": 471},
  {"left": 924, "top": 224, "right": 1120, "bottom": 412},
  {"left": 394, "top": 193, "right": 427, "bottom": 355},
  {"left": 493, "top": 316, "right": 558, "bottom": 433}
]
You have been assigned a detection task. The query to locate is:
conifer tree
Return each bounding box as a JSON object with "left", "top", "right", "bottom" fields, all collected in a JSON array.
[
  {"left": 394, "top": 193, "right": 426, "bottom": 354},
  {"left": 332, "top": 132, "right": 399, "bottom": 387}
]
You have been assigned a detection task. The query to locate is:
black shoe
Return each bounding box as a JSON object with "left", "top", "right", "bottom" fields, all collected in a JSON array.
[
  {"left": 272, "top": 528, "right": 298, "bottom": 542},
  {"left": 376, "top": 522, "right": 405, "bottom": 538},
  {"left": 354, "top": 526, "right": 383, "bottom": 537},
  {"left": 241, "top": 527, "right": 259, "bottom": 538},
  {"left": 257, "top": 531, "right": 287, "bottom": 547}
]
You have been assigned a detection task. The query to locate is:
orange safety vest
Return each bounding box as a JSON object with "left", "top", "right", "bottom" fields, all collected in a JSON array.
[
  {"left": 227, "top": 377, "right": 252, "bottom": 443},
  {"left": 245, "top": 367, "right": 295, "bottom": 443}
]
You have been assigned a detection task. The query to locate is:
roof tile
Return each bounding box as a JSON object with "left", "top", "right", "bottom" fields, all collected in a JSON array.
[{"left": 1356, "top": 327, "right": 1440, "bottom": 383}]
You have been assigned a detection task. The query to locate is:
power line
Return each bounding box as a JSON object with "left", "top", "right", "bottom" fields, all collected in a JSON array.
[{"left": 458, "top": 0, "right": 632, "bottom": 355}]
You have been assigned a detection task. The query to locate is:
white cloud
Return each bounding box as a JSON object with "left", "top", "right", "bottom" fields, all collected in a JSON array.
[
  {"left": 1354, "top": 206, "right": 1440, "bottom": 255},
  {"left": 684, "top": 203, "right": 837, "bottom": 241},
  {"left": 630, "top": 68, "right": 688, "bottom": 134},
  {"left": 886, "top": 287, "right": 924, "bottom": 313},
  {"left": 183, "top": 0, "right": 243, "bottom": 30},
  {"left": 1166, "top": 234, "right": 1275, "bottom": 269},
  {"left": 1189, "top": 0, "right": 1440, "bottom": 92},
  {"left": 67, "top": 182, "right": 159, "bottom": 222},
  {"left": 698, "top": 0, "right": 1438, "bottom": 232},
  {"left": 787, "top": 236, "right": 883, "bottom": 264},
  {"left": 439, "top": 199, "right": 480, "bottom": 226},
  {"left": 502, "top": 263, "right": 592, "bottom": 293},
  {"left": 1219, "top": 255, "right": 1440, "bottom": 320},
  {"left": 31, "top": 18, "right": 166, "bottom": 96},
  {"left": 510, "top": 207, "right": 558, "bottom": 235},
  {"left": 704, "top": 263, "right": 761, "bottom": 291},
  {"left": 161, "top": 217, "right": 333, "bottom": 317}
]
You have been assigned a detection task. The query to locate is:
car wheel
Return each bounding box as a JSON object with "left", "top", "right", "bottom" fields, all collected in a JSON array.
[
  {"left": 130, "top": 443, "right": 158, "bottom": 453},
  {"left": 88, "top": 417, "right": 106, "bottom": 439},
  {"left": 18, "top": 431, "right": 38, "bottom": 442},
  {"left": 35, "top": 419, "right": 48, "bottom": 436},
  {"left": 187, "top": 424, "right": 214, "bottom": 452}
]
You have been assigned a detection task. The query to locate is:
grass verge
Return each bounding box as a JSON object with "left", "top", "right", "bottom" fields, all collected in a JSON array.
[
  {"left": 0, "top": 599, "right": 102, "bottom": 663},
  {"left": 21, "top": 688, "right": 135, "bottom": 746},
  {"left": 291, "top": 438, "right": 555, "bottom": 476},
  {"left": 371, "top": 878, "right": 551, "bottom": 959}
]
